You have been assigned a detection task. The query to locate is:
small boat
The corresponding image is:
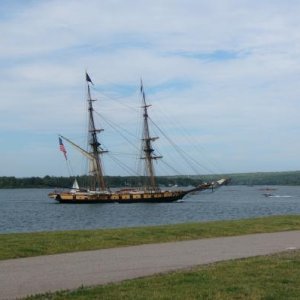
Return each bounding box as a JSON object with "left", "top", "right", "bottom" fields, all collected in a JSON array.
[
  {"left": 262, "top": 193, "right": 292, "bottom": 198},
  {"left": 263, "top": 193, "right": 274, "bottom": 197},
  {"left": 49, "top": 74, "right": 229, "bottom": 203}
]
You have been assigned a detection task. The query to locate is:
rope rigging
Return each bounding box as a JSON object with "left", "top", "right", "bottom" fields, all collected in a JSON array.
[
  {"left": 151, "top": 104, "right": 225, "bottom": 174},
  {"left": 148, "top": 116, "right": 219, "bottom": 175},
  {"left": 66, "top": 79, "right": 223, "bottom": 180}
]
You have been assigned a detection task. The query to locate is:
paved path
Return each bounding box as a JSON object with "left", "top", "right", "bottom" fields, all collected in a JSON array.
[{"left": 1, "top": 230, "right": 300, "bottom": 300}]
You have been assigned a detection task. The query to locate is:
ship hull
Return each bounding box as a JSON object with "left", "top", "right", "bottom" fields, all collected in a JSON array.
[
  {"left": 48, "top": 179, "right": 228, "bottom": 204},
  {"left": 50, "top": 190, "right": 189, "bottom": 204}
]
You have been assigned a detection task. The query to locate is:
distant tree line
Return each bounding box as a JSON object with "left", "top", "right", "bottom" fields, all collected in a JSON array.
[
  {"left": 1, "top": 171, "right": 300, "bottom": 189},
  {"left": 222, "top": 171, "right": 300, "bottom": 186},
  {"left": 0, "top": 175, "right": 203, "bottom": 189}
]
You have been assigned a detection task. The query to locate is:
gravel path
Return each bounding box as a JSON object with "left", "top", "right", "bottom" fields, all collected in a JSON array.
[{"left": 1, "top": 230, "right": 300, "bottom": 299}]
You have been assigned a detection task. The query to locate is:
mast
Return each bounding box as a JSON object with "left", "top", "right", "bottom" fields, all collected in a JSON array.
[
  {"left": 140, "top": 80, "right": 162, "bottom": 191},
  {"left": 86, "top": 73, "right": 107, "bottom": 191}
]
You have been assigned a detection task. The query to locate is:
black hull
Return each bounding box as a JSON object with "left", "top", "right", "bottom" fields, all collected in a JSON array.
[{"left": 55, "top": 194, "right": 186, "bottom": 204}]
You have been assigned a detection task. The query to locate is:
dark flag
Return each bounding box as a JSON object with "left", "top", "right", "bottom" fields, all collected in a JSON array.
[
  {"left": 86, "top": 72, "right": 94, "bottom": 85},
  {"left": 140, "top": 79, "right": 146, "bottom": 101},
  {"left": 59, "top": 137, "right": 67, "bottom": 160}
]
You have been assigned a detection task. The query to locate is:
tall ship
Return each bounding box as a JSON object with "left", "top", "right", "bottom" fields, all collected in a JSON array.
[{"left": 49, "top": 74, "right": 228, "bottom": 203}]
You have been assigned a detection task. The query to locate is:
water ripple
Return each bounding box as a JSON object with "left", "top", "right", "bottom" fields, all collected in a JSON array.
[{"left": 1, "top": 186, "right": 300, "bottom": 233}]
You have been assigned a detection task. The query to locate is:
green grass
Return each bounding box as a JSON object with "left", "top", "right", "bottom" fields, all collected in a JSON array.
[
  {"left": 25, "top": 250, "right": 300, "bottom": 299},
  {"left": 1, "top": 215, "right": 300, "bottom": 260}
]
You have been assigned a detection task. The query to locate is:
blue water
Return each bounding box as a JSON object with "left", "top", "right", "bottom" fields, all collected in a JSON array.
[{"left": 1, "top": 186, "right": 300, "bottom": 233}]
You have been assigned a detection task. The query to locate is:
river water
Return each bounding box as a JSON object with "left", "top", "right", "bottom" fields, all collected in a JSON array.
[{"left": 1, "top": 185, "right": 300, "bottom": 233}]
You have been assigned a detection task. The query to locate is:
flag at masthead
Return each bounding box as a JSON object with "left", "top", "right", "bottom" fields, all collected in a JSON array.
[{"left": 86, "top": 72, "right": 94, "bottom": 85}]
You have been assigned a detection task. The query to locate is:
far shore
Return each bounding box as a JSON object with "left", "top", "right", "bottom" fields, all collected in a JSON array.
[{"left": 2, "top": 170, "right": 300, "bottom": 188}]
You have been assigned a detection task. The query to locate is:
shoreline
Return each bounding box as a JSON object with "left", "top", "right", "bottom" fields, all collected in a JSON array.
[
  {"left": 1, "top": 215, "right": 300, "bottom": 260},
  {"left": 2, "top": 170, "right": 300, "bottom": 188}
]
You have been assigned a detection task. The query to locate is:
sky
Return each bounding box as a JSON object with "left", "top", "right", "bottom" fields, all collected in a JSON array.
[{"left": 1, "top": 0, "right": 300, "bottom": 177}]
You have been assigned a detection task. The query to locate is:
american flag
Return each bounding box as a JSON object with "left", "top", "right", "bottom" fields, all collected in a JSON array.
[{"left": 59, "top": 137, "right": 67, "bottom": 160}]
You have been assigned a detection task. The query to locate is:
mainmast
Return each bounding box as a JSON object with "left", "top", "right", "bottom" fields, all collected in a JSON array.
[
  {"left": 140, "top": 80, "right": 162, "bottom": 191},
  {"left": 86, "top": 73, "right": 107, "bottom": 191}
]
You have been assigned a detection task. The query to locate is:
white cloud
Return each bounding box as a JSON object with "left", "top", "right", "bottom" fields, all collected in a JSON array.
[{"left": 1, "top": 0, "right": 300, "bottom": 176}]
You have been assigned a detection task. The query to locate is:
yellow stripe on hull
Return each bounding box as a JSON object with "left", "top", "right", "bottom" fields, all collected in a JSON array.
[{"left": 50, "top": 191, "right": 188, "bottom": 203}]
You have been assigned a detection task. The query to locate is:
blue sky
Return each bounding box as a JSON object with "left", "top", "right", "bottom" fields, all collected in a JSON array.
[{"left": 1, "top": 0, "right": 300, "bottom": 177}]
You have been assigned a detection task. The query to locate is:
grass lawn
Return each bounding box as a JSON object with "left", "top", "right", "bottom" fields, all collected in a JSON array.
[
  {"left": 25, "top": 249, "right": 300, "bottom": 299},
  {"left": 1, "top": 215, "right": 300, "bottom": 260}
]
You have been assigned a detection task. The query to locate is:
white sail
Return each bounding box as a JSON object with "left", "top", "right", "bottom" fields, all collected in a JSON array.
[{"left": 70, "top": 179, "right": 79, "bottom": 193}]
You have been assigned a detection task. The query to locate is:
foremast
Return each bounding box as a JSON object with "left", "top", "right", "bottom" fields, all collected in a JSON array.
[
  {"left": 86, "top": 73, "right": 107, "bottom": 191},
  {"left": 140, "top": 81, "right": 162, "bottom": 191}
]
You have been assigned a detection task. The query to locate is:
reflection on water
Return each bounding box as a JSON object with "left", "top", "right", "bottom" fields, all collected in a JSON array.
[{"left": 0, "top": 185, "right": 300, "bottom": 233}]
